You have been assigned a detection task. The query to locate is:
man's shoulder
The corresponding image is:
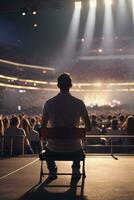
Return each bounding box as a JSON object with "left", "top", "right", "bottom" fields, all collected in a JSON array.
[
  {"left": 45, "top": 94, "right": 84, "bottom": 106},
  {"left": 71, "top": 95, "right": 84, "bottom": 104},
  {"left": 45, "top": 95, "right": 58, "bottom": 105}
]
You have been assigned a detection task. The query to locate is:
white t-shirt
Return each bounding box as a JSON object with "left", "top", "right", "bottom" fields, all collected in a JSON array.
[{"left": 43, "top": 92, "right": 88, "bottom": 152}]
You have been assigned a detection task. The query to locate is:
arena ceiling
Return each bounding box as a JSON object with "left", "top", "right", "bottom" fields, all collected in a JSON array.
[{"left": 0, "top": 0, "right": 133, "bottom": 76}]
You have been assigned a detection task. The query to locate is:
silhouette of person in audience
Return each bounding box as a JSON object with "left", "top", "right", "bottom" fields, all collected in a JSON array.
[
  {"left": 4, "top": 116, "right": 33, "bottom": 154},
  {"left": 42, "top": 73, "right": 91, "bottom": 179}
]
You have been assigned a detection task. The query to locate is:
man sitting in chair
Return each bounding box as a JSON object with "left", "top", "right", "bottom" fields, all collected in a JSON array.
[{"left": 42, "top": 73, "right": 91, "bottom": 179}]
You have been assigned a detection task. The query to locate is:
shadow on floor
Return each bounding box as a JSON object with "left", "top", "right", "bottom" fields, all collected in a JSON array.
[{"left": 18, "top": 176, "right": 88, "bottom": 200}]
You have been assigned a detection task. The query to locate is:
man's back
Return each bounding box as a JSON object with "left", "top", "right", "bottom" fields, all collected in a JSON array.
[
  {"left": 42, "top": 73, "right": 91, "bottom": 152},
  {"left": 43, "top": 92, "right": 88, "bottom": 128},
  {"left": 41, "top": 73, "right": 91, "bottom": 178}
]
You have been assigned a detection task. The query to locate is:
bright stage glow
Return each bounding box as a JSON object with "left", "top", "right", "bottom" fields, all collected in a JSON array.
[
  {"left": 104, "top": 0, "right": 112, "bottom": 5},
  {"left": 89, "top": 0, "right": 97, "bottom": 8},
  {"left": 94, "top": 82, "right": 101, "bottom": 87},
  {"left": 75, "top": 1, "right": 82, "bottom": 9},
  {"left": 84, "top": 94, "right": 122, "bottom": 107},
  {"left": 84, "top": 93, "right": 108, "bottom": 107}
]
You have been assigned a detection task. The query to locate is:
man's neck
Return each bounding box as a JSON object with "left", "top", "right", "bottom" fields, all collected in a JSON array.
[{"left": 60, "top": 90, "right": 69, "bottom": 93}]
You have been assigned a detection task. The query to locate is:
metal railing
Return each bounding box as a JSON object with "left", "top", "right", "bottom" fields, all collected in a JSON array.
[
  {"left": 84, "top": 134, "right": 134, "bottom": 159},
  {"left": 0, "top": 135, "right": 25, "bottom": 156},
  {"left": 0, "top": 134, "right": 133, "bottom": 157}
]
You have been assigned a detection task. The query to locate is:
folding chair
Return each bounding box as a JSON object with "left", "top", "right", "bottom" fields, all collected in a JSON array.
[{"left": 39, "top": 128, "right": 86, "bottom": 194}]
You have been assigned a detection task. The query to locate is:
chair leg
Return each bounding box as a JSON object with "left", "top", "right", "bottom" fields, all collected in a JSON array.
[
  {"left": 39, "top": 160, "right": 43, "bottom": 183},
  {"left": 81, "top": 159, "right": 86, "bottom": 196},
  {"left": 82, "top": 158, "right": 86, "bottom": 178}
]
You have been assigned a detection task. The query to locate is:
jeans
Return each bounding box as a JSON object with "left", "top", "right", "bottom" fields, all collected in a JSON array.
[{"left": 45, "top": 148, "right": 83, "bottom": 172}]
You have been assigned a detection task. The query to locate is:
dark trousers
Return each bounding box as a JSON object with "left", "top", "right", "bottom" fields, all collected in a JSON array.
[{"left": 45, "top": 148, "right": 83, "bottom": 172}]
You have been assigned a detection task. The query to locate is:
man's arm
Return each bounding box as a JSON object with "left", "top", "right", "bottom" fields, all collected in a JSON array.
[
  {"left": 41, "top": 116, "right": 48, "bottom": 128},
  {"left": 81, "top": 114, "right": 91, "bottom": 132},
  {"left": 80, "top": 101, "right": 91, "bottom": 131},
  {"left": 41, "top": 102, "right": 49, "bottom": 128}
]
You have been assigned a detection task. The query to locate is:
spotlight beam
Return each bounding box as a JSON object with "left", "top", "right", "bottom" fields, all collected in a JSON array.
[
  {"left": 62, "top": 1, "right": 81, "bottom": 66},
  {"left": 90, "top": 0, "right": 97, "bottom": 8},
  {"left": 101, "top": 0, "right": 114, "bottom": 53},
  {"left": 117, "top": 0, "right": 128, "bottom": 35},
  {"left": 75, "top": 1, "right": 82, "bottom": 9},
  {"left": 81, "top": 0, "right": 96, "bottom": 55},
  {"left": 132, "top": 0, "right": 134, "bottom": 25}
]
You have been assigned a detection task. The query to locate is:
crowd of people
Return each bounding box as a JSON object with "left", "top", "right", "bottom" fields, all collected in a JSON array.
[
  {"left": 0, "top": 110, "right": 134, "bottom": 155},
  {"left": 69, "top": 59, "right": 134, "bottom": 82},
  {"left": 0, "top": 114, "right": 41, "bottom": 154},
  {"left": 85, "top": 112, "right": 134, "bottom": 153}
]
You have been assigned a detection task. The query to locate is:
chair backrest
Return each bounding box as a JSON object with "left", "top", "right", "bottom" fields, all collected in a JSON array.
[{"left": 40, "top": 128, "right": 85, "bottom": 140}]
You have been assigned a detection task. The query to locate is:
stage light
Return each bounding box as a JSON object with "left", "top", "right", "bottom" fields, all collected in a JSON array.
[
  {"left": 89, "top": 0, "right": 97, "bottom": 8},
  {"left": 19, "top": 90, "right": 26, "bottom": 93},
  {"left": 75, "top": 1, "right": 82, "bottom": 9},
  {"left": 42, "top": 70, "right": 46, "bottom": 74},
  {"left": 22, "top": 12, "right": 26, "bottom": 16},
  {"left": 21, "top": 8, "right": 28, "bottom": 16},
  {"left": 18, "top": 106, "right": 22, "bottom": 111},
  {"left": 117, "top": 101, "right": 121, "bottom": 105},
  {"left": 98, "top": 48, "right": 103, "bottom": 53},
  {"left": 81, "top": 38, "right": 85, "bottom": 42},
  {"left": 33, "top": 23, "right": 38, "bottom": 28},
  {"left": 32, "top": 11, "right": 37, "bottom": 15},
  {"left": 105, "top": 0, "right": 112, "bottom": 5}
]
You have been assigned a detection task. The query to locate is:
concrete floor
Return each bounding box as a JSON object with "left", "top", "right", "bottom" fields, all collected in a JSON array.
[{"left": 0, "top": 155, "right": 134, "bottom": 200}]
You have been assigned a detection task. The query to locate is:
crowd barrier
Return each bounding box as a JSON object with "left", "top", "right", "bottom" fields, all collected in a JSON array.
[
  {"left": 85, "top": 135, "right": 134, "bottom": 158},
  {"left": 0, "top": 134, "right": 134, "bottom": 156},
  {"left": 0, "top": 135, "right": 25, "bottom": 156}
]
